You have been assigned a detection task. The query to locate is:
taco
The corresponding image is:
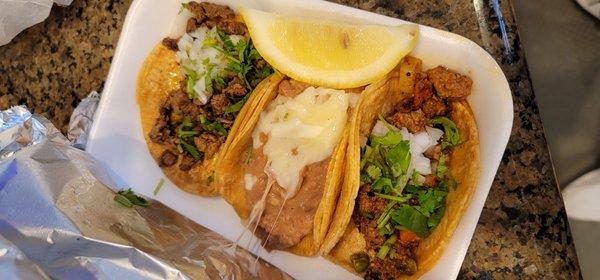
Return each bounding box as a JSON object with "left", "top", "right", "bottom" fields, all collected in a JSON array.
[
  {"left": 136, "top": 2, "right": 276, "bottom": 196},
  {"left": 320, "top": 56, "right": 480, "bottom": 279},
  {"left": 219, "top": 77, "right": 365, "bottom": 256}
]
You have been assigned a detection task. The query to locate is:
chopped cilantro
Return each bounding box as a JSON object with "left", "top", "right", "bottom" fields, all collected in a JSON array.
[
  {"left": 385, "top": 140, "right": 411, "bottom": 177},
  {"left": 372, "top": 177, "right": 393, "bottom": 193},
  {"left": 180, "top": 139, "right": 201, "bottom": 159},
  {"left": 114, "top": 189, "right": 149, "bottom": 208},
  {"left": 428, "top": 206, "right": 446, "bottom": 228},
  {"left": 224, "top": 92, "right": 250, "bottom": 115},
  {"left": 153, "top": 178, "right": 165, "bottom": 195},
  {"left": 178, "top": 129, "right": 198, "bottom": 138},
  {"left": 374, "top": 193, "right": 411, "bottom": 203},
  {"left": 391, "top": 205, "right": 429, "bottom": 238},
  {"left": 376, "top": 235, "right": 398, "bottom": 259},
  {"left": 431, "top": 116, "right": 460, "bottom": 149},
  {"left": 186, "top": 76, "right": 198, "bottom": 99},
  {"left": 366, "top": 165, "right": 382, "bottom": 181},
  {"left": 436, "top": 153, "right": 447, "bottom": 179},
  {"left": 370, "top": 130, "right": 402, "bottom": 147},
  {"left": 199, "top": 116, "right": 228, "bottom": 136},
  {"left": 411, "top": 170, "right": 421, "bottom": 186}
]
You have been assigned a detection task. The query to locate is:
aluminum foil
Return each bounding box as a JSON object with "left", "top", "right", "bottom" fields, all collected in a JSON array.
[
  {"left": 67, "top": 91, "right": 100, "bottom": 150},
  {"left": 0, "top": 106, "right": 290, "bottom": 280}
]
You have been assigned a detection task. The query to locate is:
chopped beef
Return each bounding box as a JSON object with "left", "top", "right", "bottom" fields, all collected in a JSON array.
[
  {"left": 277, "top": 79, "right": 311, "bottom": 98},
  {"left": 363, "top": 232, "right": 419, "bottom": 279},
  {"left": 159, "top": 150, "right": 178, "bottom": 167},
  {"left": 421, "top": 95, "right": 447, "bottom": 118},
  {"left": 200, "top": 19, "right": 217, "bottom": 29},
  {"left": 169, "top": 90, "right": 207, "bottom": 118},
  {"left": 186, "top": 2, "right": 207, "bottom": 22},
  {"left": 364, "top": 258, "right": 398, "bottom": 280},
  {"left": 162, "top": 38, "right": 179, "bottom": 51},
  {"left": 423, "top": 175, "right": 438, "bottom": 187},
  {"left": 186, "top": 18, "right": 199, "bottom": 33},
  {"left": 356, "top": 185, "right": 387, "bottom": 218},
  {"left": 194, "top": 133, "right": 222, "bottom": 159},
  {"left": 186, "top": 2, "right": 234, "bottom": 21},
  {"left": 427, "top": 66, "right": 472, "bottom": 101},
  {"left": 186, "top": 2, "right": 245, "bottom": 35},
  {"left": 179, "top": 154, "right": 198, "bottom": 171},
  {"left": 412, "top": 72, "right": 433, "bottom": 108},
  {"left": 210, "top": 94, "right": 231, "bottom": 116},
  {"left": 149, "top": 117, "right": 169, "bottom": 143},
  {"left": 254, "top": 58, "right": 268, "bottom": 70},
  {"left": 353, "top": 185, "right": 387, "bottom": 250},
  {"left": 217, "top": 117, "right": 234, "bottom": 128},
  {"left": 424, "top": 145, "right": 442, "bottom": 160},
  {"left": 216, "top": 20, "right": 247, "bottom": 35},
  {"left": 353, "top": 213, "right": 385, "bottom": 251},
  {"left": 387, "top": 109, "right": 427, "bottom": 133},
  {"left": 395, "top": 97, "right": 414, "bottom": 113},
  {"left": 199, "top": 19, "right": 247, "bottom": 35},
  {"left": 198, "top": 2, "right": 235, "bottom": 19},
  {"left": 223, "top": 76, "right": 247, "bottom": 97}
]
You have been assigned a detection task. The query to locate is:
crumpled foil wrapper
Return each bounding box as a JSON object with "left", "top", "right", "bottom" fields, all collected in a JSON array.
[
  {"left": 0, "top": 105, "right": 290, "bottom": 280},
  {"left": 0, "top": 0, "right": 73, "bottom": 46},
  {"left": 67, "top": 91, "right": 100, "bottom": 149}
]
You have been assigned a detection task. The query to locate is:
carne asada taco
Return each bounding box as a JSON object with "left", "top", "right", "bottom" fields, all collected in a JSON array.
[
  {"left": 219, "top": 77, "right": 364, "bottom": 256},
  {"left": 320, "top": 56, "right": 480, "bottom": 279},
  {"left": 137, "top": 2, "right": 275, "bottom": 196}
]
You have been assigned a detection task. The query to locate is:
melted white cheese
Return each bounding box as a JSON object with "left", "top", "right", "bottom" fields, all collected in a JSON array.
[
  {"left": 244, "top": 174, "right": 257, "bottom": 190},
  {"left": 252, "top": 87, "right": 351, "bottom": 198}
]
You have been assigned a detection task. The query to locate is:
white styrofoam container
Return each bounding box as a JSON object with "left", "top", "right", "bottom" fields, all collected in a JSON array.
[{"left": 86, "top": 0, "right": 513, "bottom": 279}]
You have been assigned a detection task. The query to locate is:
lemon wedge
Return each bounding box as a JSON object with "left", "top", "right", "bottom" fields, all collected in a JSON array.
[{"left": 241, "top": 9, "right": 419, "bottom": 88}]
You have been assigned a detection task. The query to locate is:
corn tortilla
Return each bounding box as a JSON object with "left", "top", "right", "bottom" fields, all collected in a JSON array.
[
  {"left": 136, "top": 44, "right": 281, "bottom": 196},
  {"left": 219, "top": 77, "right": 355, "bottom": 256},
  {"left": 321, "top": 61, "right": 480, "bottom": 278}
]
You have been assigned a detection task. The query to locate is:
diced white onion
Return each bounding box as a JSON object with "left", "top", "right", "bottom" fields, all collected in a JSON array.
[
  {"left": 371, "top": 120, "right": 389, "bottom": 136},
  {"left": 175, "top": 27, "right": 230, "bottom": 103},
  {"left": 369, "top": 123, "right": 444, "bottom": 176}
]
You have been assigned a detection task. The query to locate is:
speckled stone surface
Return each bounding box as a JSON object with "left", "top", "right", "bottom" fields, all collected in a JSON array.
[{"left": 0, "top": 0, "right": 581, "bottom": 278}]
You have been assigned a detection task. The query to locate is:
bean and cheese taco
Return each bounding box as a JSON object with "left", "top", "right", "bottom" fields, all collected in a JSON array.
[
  {"left": 137, "top": 2, "right": 276, "bottom": 196},
  {"left": 320, "top": 56, "right": 480, "bottom": 279},
  {"left": 219, "top": 77, "right": 364, "bottom": 256}
]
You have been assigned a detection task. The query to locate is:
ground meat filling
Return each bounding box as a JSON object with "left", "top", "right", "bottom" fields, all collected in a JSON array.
[
  {"left": 427, "top": 66, "right": 473, "bottom": 101},
  {"left": 385, "top": 65, "right": 472, "bottom": 134},
  {"left": 150, "top": 2, "right": 270, "bottom": 171},
  {"left": 354, "top": 185, "right": 420, "bottom": 280},
  {"left": 277, "top": 79, "right": 311, "bottom": 97},
  {"left": 356, "top": 62, "right": 472, "bottom": 278}
]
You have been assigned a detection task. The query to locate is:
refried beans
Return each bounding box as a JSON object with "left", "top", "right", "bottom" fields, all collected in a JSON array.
[{"left": 243, "top": 139, "right": 330, "bottom": 250}]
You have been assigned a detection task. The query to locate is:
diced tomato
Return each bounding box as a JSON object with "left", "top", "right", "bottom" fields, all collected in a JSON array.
[{"left": 399, "top": 230, "right": 420, "bottom": 243}]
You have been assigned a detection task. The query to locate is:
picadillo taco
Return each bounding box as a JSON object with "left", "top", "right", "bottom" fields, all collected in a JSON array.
[{"left": 320, "top": 56, "right": 480, "bottom": 279}]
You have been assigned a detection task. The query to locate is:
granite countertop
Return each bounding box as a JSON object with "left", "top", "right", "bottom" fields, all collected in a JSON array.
[{"left": 0, "top": 0, "right": 581, "bottom": 278}]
